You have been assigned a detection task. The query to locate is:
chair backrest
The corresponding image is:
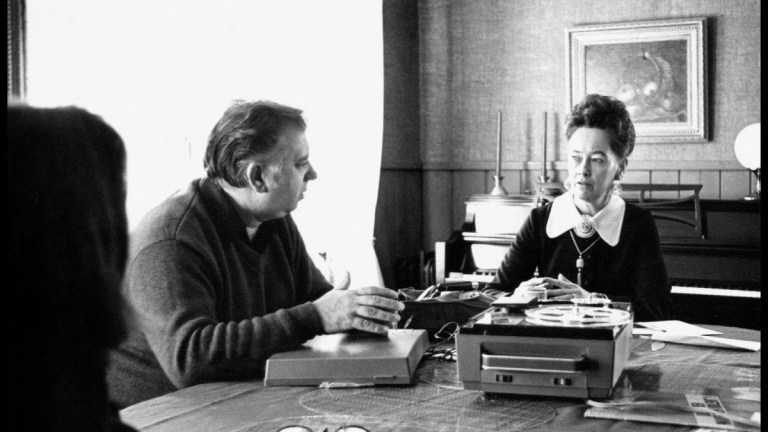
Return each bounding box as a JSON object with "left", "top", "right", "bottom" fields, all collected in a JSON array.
[{"left": 620, "top": 183, "right": 705, "bottom": 239}]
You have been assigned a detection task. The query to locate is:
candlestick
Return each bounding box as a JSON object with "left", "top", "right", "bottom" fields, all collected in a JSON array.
[
  {"left": 490, "top": 110, "right": 507, "bottom": 195},
  {"left": 539, "top": 111, "right": 549, "bottom": 183},
  {"left": 496, "top": 110, "right": 502, "bottom": 178}
]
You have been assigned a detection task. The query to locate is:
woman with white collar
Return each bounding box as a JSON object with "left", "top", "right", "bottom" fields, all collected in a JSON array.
[{"left": 483, "top": 94, "right": 671, "bottom": 321}]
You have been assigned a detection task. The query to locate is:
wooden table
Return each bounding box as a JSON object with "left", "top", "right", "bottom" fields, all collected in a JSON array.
[{"left": 120, "top": 325, "right": 760, "bottom": 431}]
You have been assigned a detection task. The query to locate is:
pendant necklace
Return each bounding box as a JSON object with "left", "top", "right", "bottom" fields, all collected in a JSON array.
[
  {"left": 574, "top": 214, "right": 596, "bottom": 238},
  {"left": 569, "top": 230, "right": 601, "bottom": 286}
]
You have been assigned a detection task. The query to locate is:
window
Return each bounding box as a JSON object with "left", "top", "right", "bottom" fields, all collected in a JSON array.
[{"left": 7, "top": 0, "right": 26, "bottom": 99}]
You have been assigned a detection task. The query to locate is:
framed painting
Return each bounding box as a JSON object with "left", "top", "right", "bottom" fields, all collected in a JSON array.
[{"left": 566, "top": 18, "right": 708, "bottom": 143}]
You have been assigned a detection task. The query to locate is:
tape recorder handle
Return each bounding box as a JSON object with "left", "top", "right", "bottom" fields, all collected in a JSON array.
[{"left": 481, "top": 353, "right": 589, "bottom": 372}]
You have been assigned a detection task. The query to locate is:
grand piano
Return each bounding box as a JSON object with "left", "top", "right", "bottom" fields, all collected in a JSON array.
[{"left": 437, "top": 184, "right": 761, "bottom": 330}]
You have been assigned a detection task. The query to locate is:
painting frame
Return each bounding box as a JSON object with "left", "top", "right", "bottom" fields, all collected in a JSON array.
[{"left": 566, "top": 18, "right": 708, "bottom": 143}]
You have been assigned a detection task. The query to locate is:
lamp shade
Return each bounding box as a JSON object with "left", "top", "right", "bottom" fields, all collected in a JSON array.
[{"left": 733, "top": 123, "right": 761, "bottom": 170}]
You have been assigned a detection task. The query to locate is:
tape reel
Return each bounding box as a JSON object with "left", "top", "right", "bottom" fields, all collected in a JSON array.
[{"left": 524, "top": 305, "right": 631, "bottom": 327}]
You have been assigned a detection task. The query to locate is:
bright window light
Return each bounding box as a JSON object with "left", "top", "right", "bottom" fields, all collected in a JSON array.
[{"left": 26, "top": 0, "right": 384, "bottom": 286}]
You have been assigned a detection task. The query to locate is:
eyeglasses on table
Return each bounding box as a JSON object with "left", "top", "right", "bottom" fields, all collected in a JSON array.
[{"left": 277, "top": 424, "right": 369, "bottom": 432}]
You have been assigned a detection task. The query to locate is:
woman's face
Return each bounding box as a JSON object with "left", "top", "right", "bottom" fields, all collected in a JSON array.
[{"left": 566, "top": 127, "right": 622, "bottom": 212}]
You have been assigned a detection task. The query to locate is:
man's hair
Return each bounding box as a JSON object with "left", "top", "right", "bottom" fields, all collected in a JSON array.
[
  {"left": 565, "top": 94, "right": 636, "bottom": 160},
  {"left": 204, "top": 100, "right": 306, "bottom": 186}
]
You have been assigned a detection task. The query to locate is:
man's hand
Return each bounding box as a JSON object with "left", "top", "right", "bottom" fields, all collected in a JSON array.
[
  {"left": 513, "top": 275, "right": 590, "bottom": 300},
  {"left": 313, "top": 285, "right": 404, "bottom": 335}
]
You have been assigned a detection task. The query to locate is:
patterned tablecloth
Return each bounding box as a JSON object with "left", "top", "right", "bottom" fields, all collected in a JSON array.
[{"left": 121, "top": 325, "right": 760, "bottom": 432}]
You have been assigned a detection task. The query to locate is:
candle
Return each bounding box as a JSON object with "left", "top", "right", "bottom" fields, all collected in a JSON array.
[
  {"left": 542, "top": 112, "right": 548, "bottom": 181},
  {"left": 496, "top": 110, "right": 502, "bottom": 178}
]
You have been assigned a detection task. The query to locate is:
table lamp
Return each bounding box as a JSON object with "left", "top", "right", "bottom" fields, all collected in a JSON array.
[{"left": 733, "top": 122, "right": 760, "bottom": 201}]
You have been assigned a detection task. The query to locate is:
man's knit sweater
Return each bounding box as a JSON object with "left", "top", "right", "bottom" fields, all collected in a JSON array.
[{"left": 107, "top": 178, "right": 332, "bottom": 407}]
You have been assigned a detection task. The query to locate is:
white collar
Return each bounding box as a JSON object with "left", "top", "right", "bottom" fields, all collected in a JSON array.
[{"left": 546, "top": 190, "right": 625, "bottom": 246}]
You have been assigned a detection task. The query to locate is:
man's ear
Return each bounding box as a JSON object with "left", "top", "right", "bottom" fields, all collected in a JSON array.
[{"left": 245, "top": 162, "right": 269, "bottom": 192}]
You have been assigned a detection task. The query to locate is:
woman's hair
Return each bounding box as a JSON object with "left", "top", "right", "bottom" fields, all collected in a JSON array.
[
  {"left": 204, "top": 100, "right": 306, "bottom": 187},
  {"left": 9, "top": 103, "right": 132, "bottom": 430},
  {"left": 565, "top": 94, "right": 636, "bottom": 161}
]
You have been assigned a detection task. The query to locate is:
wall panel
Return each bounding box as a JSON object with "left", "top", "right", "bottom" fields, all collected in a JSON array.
[
  {"left": 451, "top": 171, "right": 486, "bottom": 229},
  {"left": 419, "top": 0, "right": 760, "bottom": 173},
  {"left": 651, "top": 171, "right": 681, "bottom": 199},
  {"left": 721, "top": 171, "right": 753, "bottom": 200},
  {"left": 423, "top": 170, "right": 454, "bottom": 250}
]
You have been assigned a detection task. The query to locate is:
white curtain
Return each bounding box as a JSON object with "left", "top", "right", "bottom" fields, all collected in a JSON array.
[{"left": 26, "top": 0, "right": 385, "bottom": 287}]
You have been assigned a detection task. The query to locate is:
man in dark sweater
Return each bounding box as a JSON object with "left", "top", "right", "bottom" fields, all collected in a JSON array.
[{"left": 107, "top": 100, "right": 404, "bottom": 408}]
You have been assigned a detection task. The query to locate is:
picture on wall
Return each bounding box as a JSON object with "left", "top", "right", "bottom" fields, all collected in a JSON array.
[{"left": 566, "top": 18, "right": 708, "bottom": 143}]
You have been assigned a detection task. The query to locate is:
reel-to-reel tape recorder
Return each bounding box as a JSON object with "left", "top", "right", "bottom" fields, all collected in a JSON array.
[{"left": 457, "top": 298, "right": 633, "bottom": 399}]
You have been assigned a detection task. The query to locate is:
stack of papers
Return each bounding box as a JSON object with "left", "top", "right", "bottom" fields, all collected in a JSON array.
[
  {"left": 585, "top": 392, "right": 761, "bottom": 430},
  {"left": 633, "top": 321, "right": 760, "bottom": 352}
]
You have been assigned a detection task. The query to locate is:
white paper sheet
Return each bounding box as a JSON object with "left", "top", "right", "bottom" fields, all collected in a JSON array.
[
  {"left": 651, "top": 333, "right": 760, "bottom": 352},
  {"left": 635, "top": 320, "right": 722, "bottom": 335}
]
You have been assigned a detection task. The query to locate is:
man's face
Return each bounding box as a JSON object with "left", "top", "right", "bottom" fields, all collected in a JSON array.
[{"left": 260, "top": 129, "right": 317, "bottom": 219}]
